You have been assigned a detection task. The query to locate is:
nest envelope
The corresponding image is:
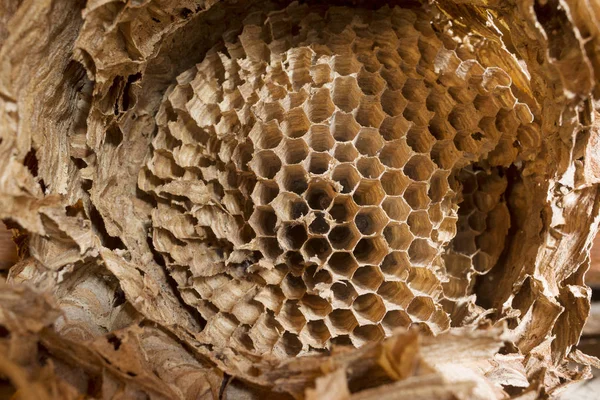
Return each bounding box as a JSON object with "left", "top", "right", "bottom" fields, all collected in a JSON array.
[{"left": 1, "top": 0, "right": 600, "bottom": 399}]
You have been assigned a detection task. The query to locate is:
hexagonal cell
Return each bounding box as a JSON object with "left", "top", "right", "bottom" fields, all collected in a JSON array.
[
  {"left": 381, "top": 89, "right": 408, "bottom": 117},
  {"left": 273, "top": 332, "right": 303, "bottom": 357},
  {"left": 352, "top": 265, "right": 384, "bottom": 292},
  {"left": 307, "top": 124, "right": 335, "bottom": 152},
  {"left": 406, "top": 126, "right": 435, "bottom": 154},
  {"left": 380, "top": 115, "right": 412, "bottom": 141},
  {"left": 355, "top": 96, "right": 385, "bottom": 128},
  {"left": 353, "top": 179, "right": 385, "bottom": 206},
  {"left": 403, "top": 101, "right": 434, "bottom": 126},
  {"left": 249, "top": 150, "right": 282, "bottom": 179},
  {"left": 331, "top": 111, "right": 360, "bottom": 142},
  {"left": 248, "top": 313, "right": 281, "bottom": 353},
  {"left": 356, "top": 157, "right": 385, "bottom": 179},
  {"left": 353, "top": 236, "right": 387, "bottom": 265},
  {"left": 443, "top": 252, "right": 472, "bottom": 277},
  {"left": 353, "top": 293, "right": 386, "bottom": 324},
  {"left": 251, "top": 179, "right": 279, "bottom": 206},
  {"left": 382, "top": 310, "right": 412, "bottom": 334},
  {"left": 327, "top": 309, "right": 359, "bottom": 336},
  {"left": 382, "top": 196, "right": 411, "bottom": 221},
  {"left": 404, "top": 155, "right": 435, "bottom": 182},
  {"left": 404, "top": 182, "right": 430, "bottom": 210},
  {"left": 303, "top": 264, "right": 333, "bottom": 291},
  {"left": 285, "top": 251, "right": 306, "bottom": 276},
  {"left": 249, "top": 120, "right": 283, "bottom": 150},
  {"left": 408, "top": 265, "right": 442, "bottom": 296},
  {"left": 306, "top": 152, "right": 332, "bottom": 175},
  {"left": 401, "top": 77, "right": 428, "bottom": 103},
  {"left": 333, "top": 142, "right": 359, "bottom": 162},
  {"left": 379, "top": 139, "right": 411, "bottom": 168},
  {"left": 380, "top": 251, "right": 411, "bottom": 280},
  {"left": 407, "top": 238, "right": 437, "bottom": 266},
  {"left": 280, "top": 273, "right": 307, "bottom": 300},
  {"left": 305, "top": 87, "right": 335, "bottom": 123},
  {"left": 279, "top": 137, "right": 309, "bottom": 164},
  {"left": 378, "top": 281, "right": 414, "bottom": 308},
  {"left": 355, "top": 128, "right": 384, "bottom": 156},
  {"left": 469, "top": 210, "right": 487, "bottom": 233},
  {"left": 310, "top": 62, "right": 333, "bottom": 86},
  {"left": 279, "top": 222, "right": 308, "bottom": 250},
  {"left": 381, "top": 169, "right": 410, "bottom": 196},
  {"left": 332, "top": 76, "right": 362, "bottom": 112},
  {"left": 383, "top": 222, "right": 413, "bottom": 251},
  {"left": 357, "top": 68, "right": 386, "bottom": 96},
  {"left": 272, "top": 192, "right": 309, "bottom": 220},
  {"left": 428, "top": 309, "right": 450, "bottom": 333},
  {"left": 407, "top": 210, "right": 433, "bottom": 238},
  {"left": 355, "top": 207, "right": 388, "bottom": 235},
  {"left": 331, "top": 54, "right": 361, "bottom": 76},
  {"left": 249, "top": 206, "right": 277, "bottom": 236},
  {"left": 429, "top": 114, "right": 457, "bottom": 140},
  {"left": 309, "top": 213, "right": 330, "bottom": 235},
  {"left": 406, "top": 296, "right": 435, "bottom": 321},
  {"left": 332, "top": 164, "right": 360, "bottom": 194},
  {"left": 329, "top": 195, "right": 359, "bottom": 223},
  {"left": 331, "top": 281, "right": 359, "bottom": 309},
  {"left": 306, "top": 180, "right": 336, "bottom": 210},
  {"left": 302, "top": 320, "right": 331, "bottom": 348},
  {"left": 473, "top": 251, "right": 492, "bottom": 274},
  {"left": 327, "top": 252, "right": 359, "bottom": 278},
  {"left": 300, "top": 295, "right": 333, "bottom": 320},
  {"left": 428, "top": 170, "right": 450, "bottom": 203},
  {"left": 352, "top": 324, "right": 385, "bottom": 347},
  {"left": 448, "top": 104, "right": 478, "bottom": 131},
  {"left": 278, "top": 164, "right": 308, "bottom": 195},
  {"left": 380, "top": 67, "right": 406, "bottom": 91},
  {"left": 276, "top": 300, "right": 306, "bottom": 334},
  {"left": 328, "top": 223, "right": 361, "bottom": 251},
  {"left": 281, "top": 107, "right": 310, "bottom": 138},
  {"left": 303, "top": 237, "right": 332, "bottom": 261},
  {"left": 258, "top": 237, "right": 284, "bottom": 260}
]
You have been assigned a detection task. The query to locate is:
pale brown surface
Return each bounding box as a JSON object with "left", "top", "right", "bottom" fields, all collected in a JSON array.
[
  {"left": 589, "top": 234, "right": 600, "bottom": 286},
  {"left": 0, "top": 222, "right": 16, "bottom": 269}
]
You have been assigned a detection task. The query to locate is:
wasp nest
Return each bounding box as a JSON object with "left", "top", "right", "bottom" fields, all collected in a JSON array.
[{"left": 1, "top": 0, "right": 600, "bottom": 399}]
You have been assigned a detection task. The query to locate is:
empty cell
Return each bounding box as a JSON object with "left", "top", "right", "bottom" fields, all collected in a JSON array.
[
  {"left": 332, "top": 76, "right": 362, "bottom": 112},
  {"left": 382, "top": 196, "right": 411, "bottom": 221},
  {"left": 277, "top": 300, "right": 307, "bottom": 333},
  {"left": 383, "top": 222, "right": 413, "bottom": 250},
  {"left": 473, "top": 251, "right": 492, "bottom": 274},
  {"left": 357, "top": 157, "right": 385, "bottom": 179},
  {"left": 329, "top": 195, "right": 359, "bottom": 223},
  {"left": 272, "top": 192, "right": 308, "bottom": 221},
  {"left": 401, "top": 77, "right": 428, "bottom": 103},
  {"left": 425, "top": 87, "right": 455, "bottom": 115},
  {"left": 452, "top": 231, "right": 477, "bottom": 254},
  {"left": 380, "top": 115, "right": 412, "bottom": 141},
  {"left": 251, "top": 179, "right": 280, "bottom": 206},
  {"left": 274, "top": 332, "right": 303, "bottom": 357},
  {"left": 309, "top": 212, "right": 330, "bottom": 234},
  {"left": 282, "top": 107, "right": 310, "bottom": 138},
  {"left": 310, "top": 63, "right": 333, "bottom": 87},
  {"left": 381, "top": 89, "right": 408, "bottom": 117},
  {"left": 428, "top": 309, "right": 450, "bottom": 333},
  {"left": 328, "top": 223, "right": 361, "bottom": 250},
  {"left": 303, "top": 237, "right": 332, "bottom": 260},
  {"left": 280, "top": 273, "right": 307, "bottom": 299},
  {"left": 404, "top": 182, "right": 430, "bottom": 209},
  {"left": 402, "top": 101, "right": 434, "bottom": 126},
  {"left": 306, "top": 180, "right": 336, "bottom": 210},
  {"left": 407, "top": 238, "right": 437, "bottom": 266},
  {"left": 353, "top": 180, "right": 386, "bottom": 206},
  {"left": 468, "top": 210, "right": 487, "bottom": 233},
  {"left": 353, "top": 293, "right": 386, "bottom": 323},
  {"left": 429, "top": 114, "right": 457, "bottom": 141},
  {"left": 249, "top": 120, "right": 283, "bottom": 150},
  {"left": 258, "top": 237, "right": 284, "bottom": 261},
  {"left": 331, "top": 54, "right": 361, "bottom": 76},
  {"left": 354, "top": 207, "right": 388, "bottom": 235},
  {"left": 332, "top": 164, "right": 360, "bottom": 194},
  {"left": 407, "top": 210, "right": 433, "bottom": 237},
  {"left": 331, "top": 280, "right": 359, "bottom": 307},
  {"left": 300, "top": 294, "right": 333, "bottom": 320},
  {"left": 305, "top": 87, "right": 335, "bottom": 123},
  {"left": 448, "top": 104, "right": 478, "bottom": 131},
  {"left": 376, "top": 48, "right": 402, "bottom": 70},
  {"left": 357, "top": 68, "right": 386, "bottom": 96},
  {"left": 279, "top": 165, "right": 309, "bottom": 195},
  {"left": 378, "top": 281, "right": 413, "bottom": 308},
  {"left": 442, "top": 252, "right": 472, "bottom": 277},
  {"left": 285, "top": 251, "right": 306, "bottom": 275},
  {"left": 302, "top": 320, "right": 331, "bottom": 347},
  {"left": 249, "top": 206, "right": 277, "bottom": 236},
  {"left": 307, "top": 152, "right": 332, "bottom": 175},
  {"left": 333, "top": 142, "right": 359, "bottom": 162},
  {"left": 331, "top": 111, "right": 361, "bottom": 142},
  {"left": 355, "top": 128, "right": 385, "bottom": 156},
  {"left": 381, "top": 251, "right": 410, "bottom": 279},
  {"left": 303, "top": 264, "right": 333, "bottom": 290},
  {"left": 249, "top": 150, "right": 282, "bottom": 179},
  {"left": 406, "top": 296, "right": 435, "bottom": 321},
  {"left": 328, "top": 251, "right": 359, "bottom": 278},
  {"left": 473, "top": 94, "right": 500, "bottom": 117},
  {"left": 280, "top": 223, "right": 308, "bottom": 250},
  {"left": 382, "top": 310, "right": 412, "bottom": 333},
  {"left": 352, "top": 324, "right": 385, "bottom": 347},
  {"left": 404, "top": 155, "right": 435, "bottom": 181},
  {"left": 406, "top": 126, "right": 435, "bottom": 153},
  {"left": 353, "top": 236, "right": 387, "bottom": 265},
  {"left": 355, "top": 96, "right": 386, "bottom": 128},
  {"left": 327, "top": 309, "right": 359, "bottom": 335},
  {"left": 352, "top": 265, "right": 384, "bottom": 291},
  {"left": 307, "top": 125, "right": 335, "bottom": 152},
  {"left": 381, "top": 169, "right": 410, "bottom": 195},
  {"left": 379, "top": 140, "right": 411, "bottom": 168},
  {"left": 279, "top": 137, "right": 309, "bottom": 164}
]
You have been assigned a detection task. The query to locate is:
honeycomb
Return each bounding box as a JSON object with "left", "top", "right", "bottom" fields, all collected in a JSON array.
[{"left": 139, "top": 3, "right": 534, "bottom": 357}]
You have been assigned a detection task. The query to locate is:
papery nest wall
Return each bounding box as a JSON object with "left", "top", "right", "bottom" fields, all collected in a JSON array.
[{"left": 1, "top": 0, "right": 600, "bottom": 399}]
